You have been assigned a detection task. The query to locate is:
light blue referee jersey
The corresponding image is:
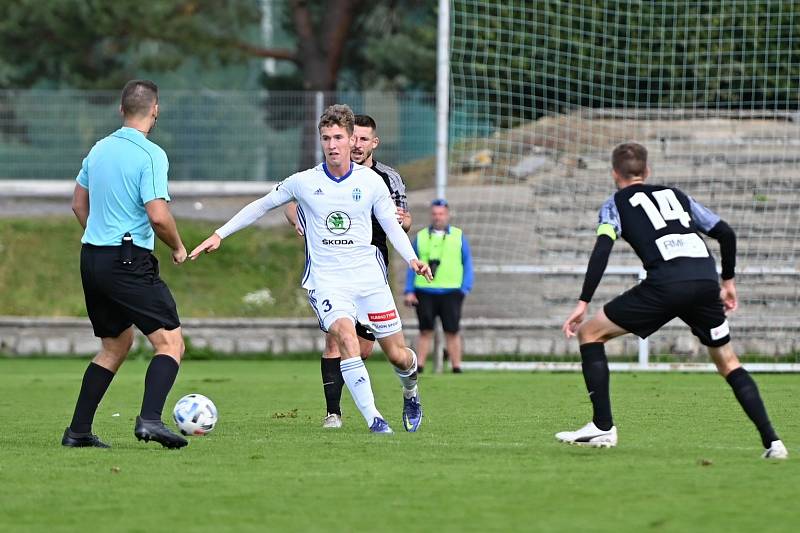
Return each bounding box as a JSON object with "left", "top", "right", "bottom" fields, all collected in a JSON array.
[{"left": 76, "top": 126, "right": 170, "bottom": 250}]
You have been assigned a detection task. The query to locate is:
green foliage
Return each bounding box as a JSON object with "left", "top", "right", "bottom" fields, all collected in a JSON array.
[
  {"left": 1, "top": 359, "right": 799, "bottom": 532},
  {"left": 0, "top": 0, "right": 261, "bottom": 89},
  {"left": 344, "top": 2, "right": 437, "bottom": 91},
  {"left": 453, "top": 0, "right": 800, "bottom": 127}
]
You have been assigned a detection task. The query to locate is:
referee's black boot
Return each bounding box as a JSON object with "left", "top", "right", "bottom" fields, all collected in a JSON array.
[
  {"left": 61, "top": 427, "right": 110, "bottom": 448},
  {"left": 134, "top": 416, "right": 188, "bottom": 449}
]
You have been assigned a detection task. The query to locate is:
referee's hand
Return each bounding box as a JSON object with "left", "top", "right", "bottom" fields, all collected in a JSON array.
[
  {"left": 172, "top": 245, "right": 188, "bottom": 265},
  {"left": 189, "top": 233, "right": 222, "bottom": 260},
  {"left": 410, "top": 259, "right": 433, "bottom": 282}
]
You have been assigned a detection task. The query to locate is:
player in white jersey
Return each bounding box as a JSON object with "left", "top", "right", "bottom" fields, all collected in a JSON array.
[{"left": 189, "top": 104, "right": 432, "bottom": 434}]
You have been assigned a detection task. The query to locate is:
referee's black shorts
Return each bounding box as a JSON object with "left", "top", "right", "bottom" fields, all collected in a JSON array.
[
  {"left": 415, "top": 290, "right": 464, "bottom": 333},
  {"left": 603, "top": 279, "right": 730, "bottom": 347},
  {"left": 80, "top": 244, "right": 180, "bottom": 338}
]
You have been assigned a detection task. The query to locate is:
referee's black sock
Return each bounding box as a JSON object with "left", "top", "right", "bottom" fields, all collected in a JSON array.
[
  {"left": 140, "top": 354, "right": 179, "bottom": 421},
  {"left": 726, "top": 367, "right": 779, "bottom": 448},
  {"left": 580, "top": 342, "right": 613, "bottom": 431},
  {"left": 321, "top": 356, "right": 343, "bottom": 416},
  {"left": 69, "top": 362, "right": 115, "bottom": 434}
]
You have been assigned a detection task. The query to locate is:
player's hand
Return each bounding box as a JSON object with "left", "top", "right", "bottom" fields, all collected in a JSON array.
[
  {"left": 720, "top": 278, "right": 738, "bottom": 314},
  {"left": 293, "top": 222, "right": 304, "bottom": 237},
  {"left": 172, "top": 244, "right": 188, "bottom": 265},
  {"left": 396, "top": 207, "right": 407, "bottom": 224},
  {"left": 398, "top": 208, "right": 412, "bottom": 231},
  {"left": 404, "top": 292, "right": 418, "bottom": 307},
  {"left": 562, "top": 300, "right": 589, "bottom": 338},
  {"left": 189, "top": 233, "right": 222, "bottom": 260},
  {"left": 411, "top": 259, "right": 433, "bottom": 282}
]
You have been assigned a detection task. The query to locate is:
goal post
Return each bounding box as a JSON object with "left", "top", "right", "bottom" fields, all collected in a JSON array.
[{"left": 446, "top": 1, "right": 800, "bottom": 370}]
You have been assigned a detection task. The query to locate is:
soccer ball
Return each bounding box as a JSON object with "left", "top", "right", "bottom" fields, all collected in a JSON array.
[{"left": 173, "top": 394, "right": 218, "bottom": 436}]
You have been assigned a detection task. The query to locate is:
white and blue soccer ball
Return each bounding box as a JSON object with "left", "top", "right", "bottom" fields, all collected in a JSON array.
[{"left": 173, "top": 394, "right": 218, "bottom": 436}]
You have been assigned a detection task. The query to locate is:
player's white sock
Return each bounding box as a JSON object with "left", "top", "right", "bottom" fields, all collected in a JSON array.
[
  {"left": 394, "top": 348, "right": 419, "bottom": 399},
  {"left": 340, "top": 357, "right": 382, "bottom": 426}
]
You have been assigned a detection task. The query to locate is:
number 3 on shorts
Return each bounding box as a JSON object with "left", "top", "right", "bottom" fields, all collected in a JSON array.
[{"left": 321, "top": 299, "right": 332, "bottom": 312}]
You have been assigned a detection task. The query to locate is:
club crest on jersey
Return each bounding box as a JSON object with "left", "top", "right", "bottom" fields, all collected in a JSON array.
[
  {"left": 352, "top": 188, "right": 362, "bottom": 202},
  {"left": 326, "top": 211, "right": 352, "bottom": 235}
]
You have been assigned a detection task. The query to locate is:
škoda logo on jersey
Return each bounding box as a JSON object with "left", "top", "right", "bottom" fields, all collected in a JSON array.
[
  {"left": 323, "top": 211, "right": 353, "bottom": 244},
  {"left": 326, "top": 211, "right": 351, "bottom": 234}
]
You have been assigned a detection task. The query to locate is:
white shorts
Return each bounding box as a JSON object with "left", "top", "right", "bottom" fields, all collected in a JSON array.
[{"left": 307, "top": 285, "right": 402, "bottom": 339}]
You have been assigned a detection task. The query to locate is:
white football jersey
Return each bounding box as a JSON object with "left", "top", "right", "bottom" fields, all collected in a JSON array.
[{"left": 215, "top": 162, "right": 417, "bottom": 290}]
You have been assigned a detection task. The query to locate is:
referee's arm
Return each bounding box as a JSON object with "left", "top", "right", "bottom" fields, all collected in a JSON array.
[
  {"left": 73, "top": 156, "right": 90, "bottom": 228},
  {"left": 72, "top": 184, "right": 89, "bottom": 229},
  {"left": 146, "top": 199, "right": 184, "bottom": 255}
]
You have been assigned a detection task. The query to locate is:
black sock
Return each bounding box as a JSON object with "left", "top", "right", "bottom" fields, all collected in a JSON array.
[
  {"left": 140, "top": 354, "right": 180, "bottom": 420},
  {"left": 321, "top": 357, "right": 343, "bottom": 415},
  {"left": 417, "top": 366, "right": 424, "bottom": 374},
  {"left": 726, "top": 367, "right": 779, "bottom": 448},
  {"left": 580, "top": 342, "right": 613, "bottom": 431},
  {"left": 69, "top": 362, "right": 115, "bottom": 434}
]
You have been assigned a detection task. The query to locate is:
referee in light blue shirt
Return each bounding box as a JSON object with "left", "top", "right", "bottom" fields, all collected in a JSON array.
[{"left": 62, "top": 80, "right": 189, "bottom": 449}]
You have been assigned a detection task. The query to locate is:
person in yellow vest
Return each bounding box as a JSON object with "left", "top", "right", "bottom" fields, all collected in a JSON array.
[{"left": 404, "top": 199, "right": 474, "bottom": 373}]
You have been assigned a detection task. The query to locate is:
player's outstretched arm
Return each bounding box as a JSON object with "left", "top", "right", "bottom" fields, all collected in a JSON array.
[
  {"left": 190, "top": 181, "right": 294, "bottom": 260},
  {"left": 374, "top": 193, "right": 433, "bottom": 281},
  {"left": 189, "top": 232, "right": 221, "bottom": 259}
]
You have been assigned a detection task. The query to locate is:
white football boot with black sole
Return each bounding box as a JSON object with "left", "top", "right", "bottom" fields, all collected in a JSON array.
[
  {"left": 555, "top": 421, "right": 617, "bottom": 448},
  {"left": 762, "top": 440, "right": 788, "bottom": 459}
]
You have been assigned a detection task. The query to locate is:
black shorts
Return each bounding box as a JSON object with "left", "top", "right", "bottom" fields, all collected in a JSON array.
[
  {"left": 603, "top": 279, "right": 730, "bottom": 347},
  {"left": 415, "top": 290, "right": 464, "bottom": 333},
  {"left": 355, "top": 321, "right": 376, "bottom": 342},
  {"left": 80, "top": 244, "right": 180, "bottom": 338}
]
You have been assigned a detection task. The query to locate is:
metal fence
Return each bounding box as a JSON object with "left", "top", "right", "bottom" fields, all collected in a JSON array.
[{"left": 0, "top": 90, "right": 437, "bottom": 181}]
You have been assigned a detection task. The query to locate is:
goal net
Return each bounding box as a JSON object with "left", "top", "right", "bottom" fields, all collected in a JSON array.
[{"left": 448, "top": 1, "right": 800, "bottom": 369}]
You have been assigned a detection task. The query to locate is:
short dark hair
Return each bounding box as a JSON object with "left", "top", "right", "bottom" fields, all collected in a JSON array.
[
  {"left": 354, "top": 114, "right": 377, "bottom": 131},
  {"left": 120, "top": 80, "right": 158, "bottom": 117},
  {"left": 318, "top": 104, "right": 354, "bottom": 135},
  {"left": 611, "top": 142, "right": 648, "bottom": 180}
]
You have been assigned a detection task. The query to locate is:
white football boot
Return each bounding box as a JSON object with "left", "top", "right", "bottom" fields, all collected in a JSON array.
[
  {"left": 762, "top": 440, "right": 788, "bottom": 459},
  {"left": 555, "top": 421, "right": 618, "bottom": 448},
  {"left": 322, "top": 413, "right": 342, "bottom": 429}
]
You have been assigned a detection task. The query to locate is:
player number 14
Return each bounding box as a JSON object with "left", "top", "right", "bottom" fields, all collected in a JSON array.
[{"left": 629, "top": 190, "right": 691, "bottom": 230}]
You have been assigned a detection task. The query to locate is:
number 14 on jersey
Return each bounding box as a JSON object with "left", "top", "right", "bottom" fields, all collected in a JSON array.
[{"left": 629, "top": 190, "right": 691, "bottom": 230}]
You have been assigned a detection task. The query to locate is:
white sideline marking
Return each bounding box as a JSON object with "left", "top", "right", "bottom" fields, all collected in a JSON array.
[{"left": 461, "top": 362, "right": 800, "bottom": 373}]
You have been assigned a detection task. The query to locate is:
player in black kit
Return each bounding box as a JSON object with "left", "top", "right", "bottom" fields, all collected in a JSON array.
[{"left": 558, "top": 142, "right": 786, "bottom": 459}]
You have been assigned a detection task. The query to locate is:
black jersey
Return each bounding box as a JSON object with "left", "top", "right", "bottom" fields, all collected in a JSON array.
[
  {"left": 598, "top": 183, "right": 721, "bottom": 283},
  {"left": 369, "top": 161, "right": 408, "bottom": 266}
]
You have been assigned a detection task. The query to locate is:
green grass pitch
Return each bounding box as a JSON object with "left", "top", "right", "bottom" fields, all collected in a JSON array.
[{"left": 1, "top": 358, "right": 797, "bottom": 532}]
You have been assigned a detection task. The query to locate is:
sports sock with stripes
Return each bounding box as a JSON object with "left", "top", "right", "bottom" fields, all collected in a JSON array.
[
  {"left": 580, "top": 342, "right": 614, "bottom": 431},
  {"left": 340, "top": 357, "right": 382, "bottom": 426},
  {"left": 394, "top": 348, "right": 419, "bottom": 399}
]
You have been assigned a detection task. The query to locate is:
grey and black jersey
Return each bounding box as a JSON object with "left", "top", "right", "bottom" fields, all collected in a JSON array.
[
  {"left": 370, "top": 160, "right": 408, "bottom": 266},
  {"left": 598, "top": 183, "right": 720, "bottom": 284}
]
